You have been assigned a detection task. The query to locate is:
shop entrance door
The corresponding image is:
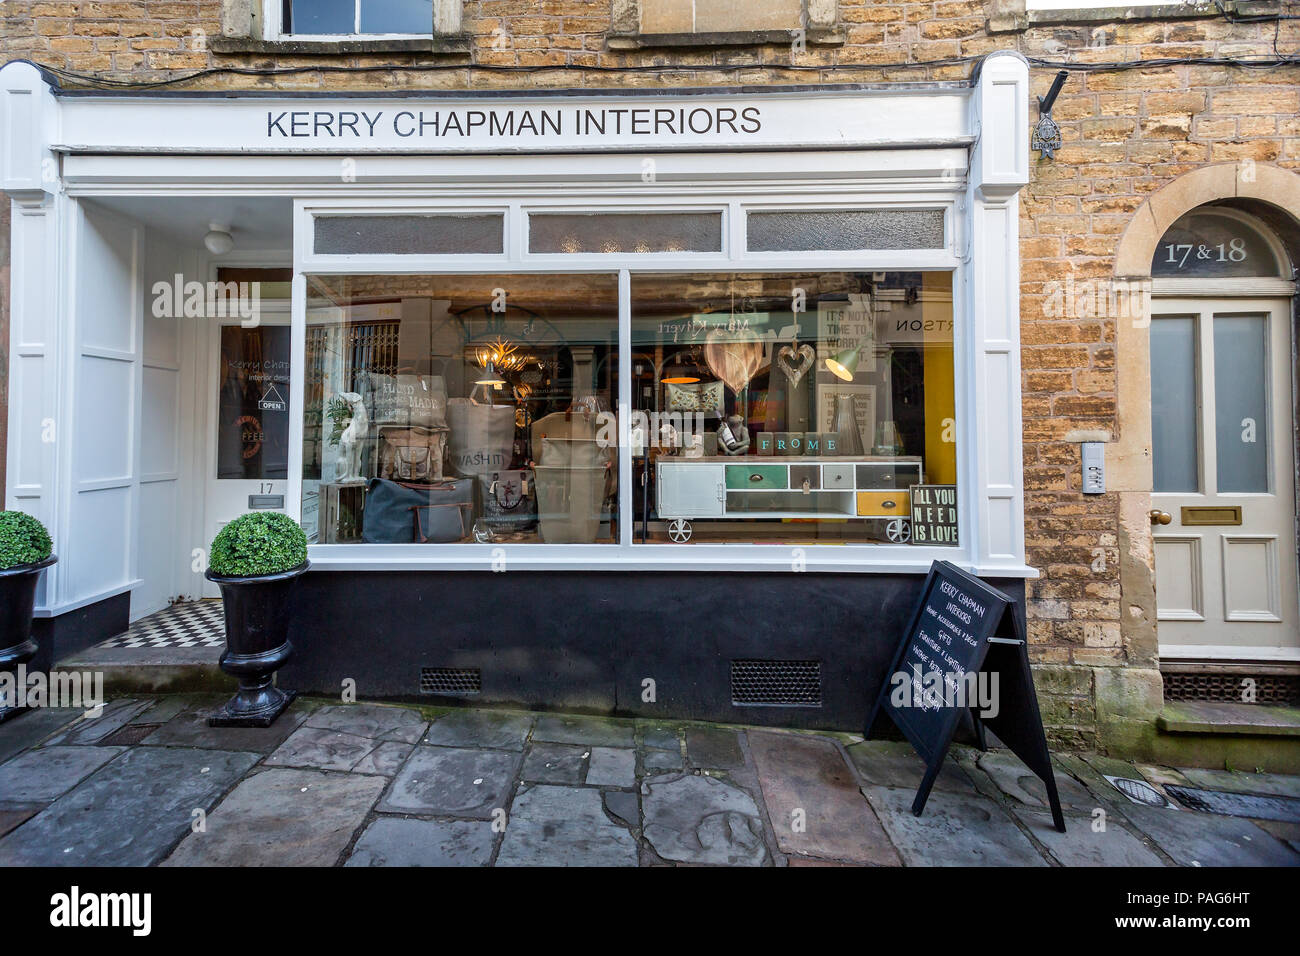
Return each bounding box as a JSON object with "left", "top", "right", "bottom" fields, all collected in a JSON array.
[
  {"left": 1150, "top": 295, "right": 1299, "bottom": 660},
  {"left": 203, "top": 304, "right": 292, "bottom": 594}
]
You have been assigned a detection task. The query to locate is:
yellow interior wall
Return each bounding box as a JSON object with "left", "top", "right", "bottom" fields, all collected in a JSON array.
[{"left": 922, "top": 274, "right": 956, "bottom": 484}]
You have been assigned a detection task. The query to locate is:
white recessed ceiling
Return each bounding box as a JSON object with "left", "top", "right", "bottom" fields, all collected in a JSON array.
[{"left": 84, "top": 196, "right": 293, "bottom": 252}]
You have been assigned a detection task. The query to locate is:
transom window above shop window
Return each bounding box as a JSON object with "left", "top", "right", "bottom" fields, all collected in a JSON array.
[
  {"left": 529, "top": 212, "right": 723, "bottom": 254},
  {"left": 283, "top": 0, "right": 433, "bottom": 35}
]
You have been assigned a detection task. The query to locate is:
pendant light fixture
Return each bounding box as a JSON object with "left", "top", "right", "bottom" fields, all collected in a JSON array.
[
  {"left": 476, "top": 361, "right": 506, "bottom": 388},
  {"left": 824, "top": 345, "right": 863, "bottom": 382}
]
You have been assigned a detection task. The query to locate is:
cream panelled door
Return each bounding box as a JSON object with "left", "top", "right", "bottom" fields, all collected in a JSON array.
[{"left": 1150, "top": 297, "right": 1299, "bottom": 660}]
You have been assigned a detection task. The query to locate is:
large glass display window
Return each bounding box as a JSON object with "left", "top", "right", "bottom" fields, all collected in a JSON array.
[
  {"left": 630, "top": 271, "right": 956, "bottom": 545},
  {"left": 301, "top": 273, "right": 620, "bottom": 545}
]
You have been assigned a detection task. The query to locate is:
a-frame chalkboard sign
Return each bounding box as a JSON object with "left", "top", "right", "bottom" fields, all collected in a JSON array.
[{"left": 865, "top": 560, "right": 1066, "bottom": 832}]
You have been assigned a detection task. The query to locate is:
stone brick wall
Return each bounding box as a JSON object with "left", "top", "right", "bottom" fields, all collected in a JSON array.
[{"left": 2, "top": 0, "right": 1298, "bottom": 750}]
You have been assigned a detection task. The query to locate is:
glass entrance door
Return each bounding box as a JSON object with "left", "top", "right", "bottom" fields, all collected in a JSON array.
[{"left": 205, "top": 306, "right": 292, "bottom": 592}]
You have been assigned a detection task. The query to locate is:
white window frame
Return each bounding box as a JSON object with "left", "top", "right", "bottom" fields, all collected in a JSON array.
[
  {"left": 268, "top": 0, "right": 434, "bottom": 41},
  {"left": 291, "top": 180, "right": 1005, "bottom": 575}
]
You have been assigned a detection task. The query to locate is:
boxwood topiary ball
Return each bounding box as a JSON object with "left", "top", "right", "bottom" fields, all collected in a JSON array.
[
  {"left": 0, "top": 511, "right": 53, "bottom": 571},
  {"left": 208, "top": 512, "right": 308, "bottom": 578}
]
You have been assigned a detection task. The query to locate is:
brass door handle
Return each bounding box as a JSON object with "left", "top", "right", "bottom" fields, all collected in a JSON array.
[{"left": 1149, "top": 509, "right": 1172, "bottom": 525}]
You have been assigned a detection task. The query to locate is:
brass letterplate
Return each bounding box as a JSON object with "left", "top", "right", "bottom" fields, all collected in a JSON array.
[{"left": 1180, "top": 506, "right": 1242, "bottom": 526}]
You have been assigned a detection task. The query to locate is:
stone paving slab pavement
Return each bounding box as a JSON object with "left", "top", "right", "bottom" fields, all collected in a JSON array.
[
  {"left": 265, "top": 726, "right": 389, "bottom": 773},
  {"left": 0, "top": 744, "right": 124, "bottom": 804},
  {"left": 642, "top": 773, "right": 769, "bottom": 866},
  {"left": 378, "top": 745, "right": 518, "bottom": 818},
  {"left": 141, "top": 703, "right": 311, "bottom": 752},
  {"left": 864, "top": 786, "right": 1050, "bottom": 866},
  {"left": 0, "top": 696, "right": 1298, "bottom": 867},
  {"left": 846, "top": 739, "right": 976, "bottom": 793},
  {"left": 346, "top": 817, "right": 495, "bottom": 867},
  {"left": 0, "top": 745, "right": 259, "bottom": 866},
  {"left": 498, "top": 784, "right": 639, "bottom": 866},
  {"left": 749, "top": 731, "right": 900, "bottom": 866},
  {"left": 164, "top": 768, "right": 387, "bottom": 867},
  {"left": 424, "top": 709, "right": 533, "bottom": 750},
  {"left": 0, "top": 807, "right": 40, "bottom": 839},
  {"left": 0, "top": 707, "right": 81, "bottom": 764},
  {"left": 1116, "top": 804, "right": 1298, "bottom": 867},
  {"left": 1013, "top": 810, "right": 1167, "bottom": 867},
  {"left": 305, "top": 703, "right": 428, "bottom": 744},
  {"left": 533, "top": 714, "right": 636, "bottom": 748}
]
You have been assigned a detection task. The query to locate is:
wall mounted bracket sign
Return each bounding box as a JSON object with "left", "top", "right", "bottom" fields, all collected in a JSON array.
[{"left": 1031, "top": 70, "right": 1069, "bottom": 160}]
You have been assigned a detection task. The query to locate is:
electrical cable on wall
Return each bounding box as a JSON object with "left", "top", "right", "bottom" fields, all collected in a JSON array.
[
  {"left": 23, "top": 1, "right": 1300, "bottom": 91},
  {"left": 29, "top": 52, "right": 1297, "bottom": 92}
]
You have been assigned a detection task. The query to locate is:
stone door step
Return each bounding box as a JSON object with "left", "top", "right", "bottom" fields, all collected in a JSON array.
[{"left": 1158, "top": 701, "right": 1300, "bottom": 737}]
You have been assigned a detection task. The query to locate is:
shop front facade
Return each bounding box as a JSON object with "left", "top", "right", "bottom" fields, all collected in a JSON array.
[{"left": 1, "top": 0, "right": 1298, "bottom": 762}]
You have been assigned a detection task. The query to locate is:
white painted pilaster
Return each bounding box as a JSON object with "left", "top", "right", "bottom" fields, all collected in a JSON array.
[{"left": 966, "top": 51, "right": 1032, "bottom": 575}]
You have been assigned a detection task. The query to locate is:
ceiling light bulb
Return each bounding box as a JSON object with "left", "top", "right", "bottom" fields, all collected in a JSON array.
[{"left": 204, "top": 222, "right": 234, "bottom": 256}]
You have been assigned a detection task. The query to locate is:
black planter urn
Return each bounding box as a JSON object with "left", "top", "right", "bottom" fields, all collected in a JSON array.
[
  {"left": 0, "top": 554, "right": 57, "bottom": 724},
  {"left": 204, "top": 560, "right": 309, "bottom": 728}
]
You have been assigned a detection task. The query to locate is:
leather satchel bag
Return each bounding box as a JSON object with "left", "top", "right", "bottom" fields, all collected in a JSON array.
[{"left": 363, "top": 477, "right": 474, "bottom": 543}]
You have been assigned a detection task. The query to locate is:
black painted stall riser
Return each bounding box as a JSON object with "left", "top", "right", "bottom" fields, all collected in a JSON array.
[{"left": 278, "top": 570, "right": 1025, "bottom": 732}]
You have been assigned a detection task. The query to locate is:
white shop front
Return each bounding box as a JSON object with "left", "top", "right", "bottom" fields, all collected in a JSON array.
[{"left": 0, "top": 54, "right": 1035, "bottom": 723}]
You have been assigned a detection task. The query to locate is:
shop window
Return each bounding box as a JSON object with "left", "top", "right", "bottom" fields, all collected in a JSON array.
[
  {"left": 528, "top": 212, "right": 723, "bottom": 254},
  {"left": 630, "top": 271, "right": 956, "bottom": 545},
  {"left": 314, "top": 215, "right": 504, "bottom": 255},
  {"left": 302, "top": 274, "right": 620, "bottom": 545},
  {"left": 747, "top": 209, "right": 946, "bottom": 253}
]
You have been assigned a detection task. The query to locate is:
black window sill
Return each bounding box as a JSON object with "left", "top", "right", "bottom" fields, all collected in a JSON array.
[
  {"left": 210, "top": 35, "right": 472, "bottom": 55},
  {"left": 608, "top": 29, "right": 843, "bottom": 51}
]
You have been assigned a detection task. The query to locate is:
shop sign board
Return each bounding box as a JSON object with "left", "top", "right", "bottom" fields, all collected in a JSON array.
[
  {"left": 53, "top": 89, "right": 972, "bottom": 155},
  {"left": 865, "top": 561, "right": 1065, "bottom": 830}
]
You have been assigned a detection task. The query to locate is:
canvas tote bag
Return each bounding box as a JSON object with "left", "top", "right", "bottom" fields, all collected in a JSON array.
[{"left": 447, "top": 397, "right": 516, "bottom": 479}]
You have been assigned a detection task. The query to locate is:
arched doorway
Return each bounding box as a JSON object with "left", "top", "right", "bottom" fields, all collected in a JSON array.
[{"left": 1149, "top": 204, "right": 1299, "bottom": 665}]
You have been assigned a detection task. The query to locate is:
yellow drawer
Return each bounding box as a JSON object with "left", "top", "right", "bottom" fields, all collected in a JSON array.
[{"left": 857, "top": 491, "right": 908, "bottom": 517}]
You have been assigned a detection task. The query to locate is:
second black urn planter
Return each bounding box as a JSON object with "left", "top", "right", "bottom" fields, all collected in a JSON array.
[
  {"left": 0, "top": 553, "right": 57, "bottom": 723},
  {"left": 205, "top": 560, "right": 309, "bottom": 727}
]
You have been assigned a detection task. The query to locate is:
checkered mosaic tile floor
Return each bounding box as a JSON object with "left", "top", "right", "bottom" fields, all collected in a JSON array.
[{"left": 97, "top": 601, "right": 226, "bottom": 649}]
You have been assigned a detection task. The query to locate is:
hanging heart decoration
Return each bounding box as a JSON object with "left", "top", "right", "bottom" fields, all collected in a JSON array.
[
  {"left": 703, "top": 329, "right": 765, "bottom": 396},
  {"left": 776, "top": 343, "right": 816, "bottom": 389}
]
